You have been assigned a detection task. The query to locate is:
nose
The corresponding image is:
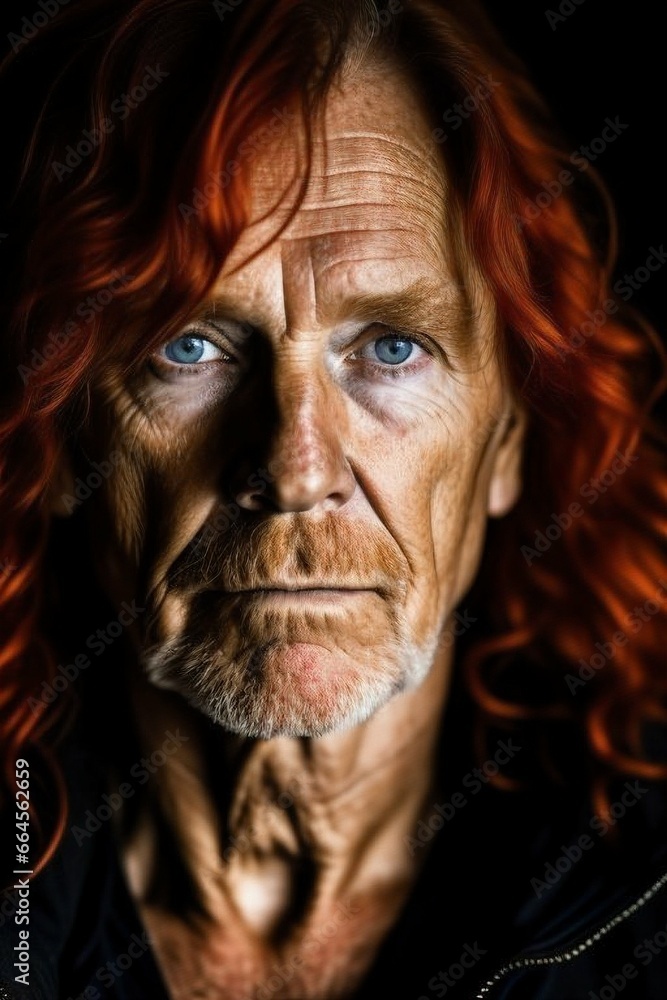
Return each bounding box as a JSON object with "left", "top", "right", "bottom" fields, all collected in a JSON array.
[{"left": 233, "top": 371, "right": 356, "bottom": 514}]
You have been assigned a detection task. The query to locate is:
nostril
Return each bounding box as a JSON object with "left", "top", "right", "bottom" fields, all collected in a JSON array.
[
  {"left": 232, "top": 465, "right": 275, "bottom": 511},
  {"left": 225, "top": 393, "right": 355, "bottom": 514},
  {"left": 230, "top": 449, "right": 355, "bottom": 515}
]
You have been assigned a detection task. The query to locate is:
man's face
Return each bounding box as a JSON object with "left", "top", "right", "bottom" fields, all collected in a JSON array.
[{"left": 61, "top": 59, "right": 525, "bottom": 738}]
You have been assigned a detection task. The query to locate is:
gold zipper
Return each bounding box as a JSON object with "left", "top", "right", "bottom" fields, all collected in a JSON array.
[{"left": 474, "top": 868, "right": 667, "bottom": 997}]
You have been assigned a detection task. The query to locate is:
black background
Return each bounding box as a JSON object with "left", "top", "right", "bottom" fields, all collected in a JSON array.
[
  {"left": 0, "top": 0, "right": 663, "bottom": 337},
  {"left": 489, "top": 0, "right": 665, "bottom": 338}
]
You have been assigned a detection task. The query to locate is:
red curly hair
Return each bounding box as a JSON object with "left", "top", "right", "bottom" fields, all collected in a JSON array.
[{"left": 0, "top": 0, "right": 665, "bottom": 874}]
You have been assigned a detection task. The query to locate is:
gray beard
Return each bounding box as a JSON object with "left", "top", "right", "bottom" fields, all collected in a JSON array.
[{"left": 141, "top": 614, "right": 440, "bottom": 738}]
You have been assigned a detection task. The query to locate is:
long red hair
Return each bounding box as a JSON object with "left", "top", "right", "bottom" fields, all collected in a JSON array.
[{"left": 1, "top": 0, "right": 665, "bottom": 873}]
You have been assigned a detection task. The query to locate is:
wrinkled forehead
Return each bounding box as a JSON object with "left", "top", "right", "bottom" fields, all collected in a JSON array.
[{"left": 221, "top": 58, "right": 453, "bottom": 279}]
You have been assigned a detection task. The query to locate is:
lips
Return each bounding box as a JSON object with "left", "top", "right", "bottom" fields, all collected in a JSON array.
[
  {"left": 219, "top": 586, "right": 379, "bottom": 604},
  {"left": 228, "top": 584, "right": 376, "bottom": 593}
]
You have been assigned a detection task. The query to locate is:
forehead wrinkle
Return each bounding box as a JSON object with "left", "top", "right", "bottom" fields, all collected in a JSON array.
[
  {"left": 273, "top": 223, "right": 447, "bottom": 276},
  {"left": 312, "top": 171, "right": 445, "bottom": 206},
  {"left": 285, "top": 179, "right": 448, "bottom": 266},
  {"left": 313, "top": 103, "right": 438, "bottom": 154},
  {"left": 221, "top": 197, "right": 446, "bottom": 280},
  {"left": 318, "top": 128, "right": 444, "bottom": 170},
  {"left": 307, "top": 144, "right": 446, "bottom": 211},
  {"left": 319, "top": 129, "right": 436, "bottom": 151},
  {"left": 290, "top": 193, "right": 447, "bottom": 241},
  {"left": 247, "top": 130, "right": 446, "bottom": 225},
  {"left": 209, "top": 74, "right": 459, "bottom": 347},
  {"left": 304, "top": 227, "right": 452, "bottom": 292},
  {"left": 206, "top": 229, "right": 465, "bottom": 345},
  {"left": 313, "top": 137, "right": 445, "bottom": 190},
  {"left": 282, "top": 214, "right": 444, "bottom": 250}
]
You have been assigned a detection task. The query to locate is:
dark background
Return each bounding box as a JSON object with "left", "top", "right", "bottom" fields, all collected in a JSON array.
[
  {"left": 489, "top": 0, "right": 665, "bottom": 337},
  {"left": 0, "top": 0, "right": 663, "bottom": 336}
]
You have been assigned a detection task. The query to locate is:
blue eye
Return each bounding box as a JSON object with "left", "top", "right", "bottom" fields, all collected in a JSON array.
[
  {"left": 162, "top": 335, "right": 222, "bottom": 365},
  {"left": 373, "top": 336, "right": 414, "bottom": 365}
]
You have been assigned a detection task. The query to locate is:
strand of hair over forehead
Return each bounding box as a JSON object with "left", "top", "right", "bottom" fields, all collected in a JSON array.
[{"left": 0, "top": 0, "right": 665, "bottom": 875}]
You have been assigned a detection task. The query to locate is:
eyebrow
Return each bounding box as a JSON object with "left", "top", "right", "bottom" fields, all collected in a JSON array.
[
  {"left": 196, "top": 277, "right": 473, "bottom": 357},
  {"left": 328, "top": 278, "right": 473, "bottom": 357}
]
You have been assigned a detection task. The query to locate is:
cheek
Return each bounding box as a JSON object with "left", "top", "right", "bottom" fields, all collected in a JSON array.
[
  {"left": 428, "top": 408, "right": 504, "bottom": 607},
  {"left": 78, "top": 391, "right": 216, "bottom": 606},
  {"left": 359, "top": 391, "right": 501, "bottom": 630},
  {"left": 428, "top": 448, "right": 492, "bottom": 601}
]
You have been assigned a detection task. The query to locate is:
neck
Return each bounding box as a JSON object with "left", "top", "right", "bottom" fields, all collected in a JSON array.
[{"left": 119, "top": 633, "right": 454, "bottom": 996}]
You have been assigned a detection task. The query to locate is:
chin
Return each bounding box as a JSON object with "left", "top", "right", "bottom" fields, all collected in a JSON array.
[{"left": 140, "top": 597, "right": 439, "bottom": 737}]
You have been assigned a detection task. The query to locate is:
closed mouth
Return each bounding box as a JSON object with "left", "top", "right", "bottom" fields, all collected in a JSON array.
[{"left": 233, "top": 586, "right": 373, "bottom": 593}]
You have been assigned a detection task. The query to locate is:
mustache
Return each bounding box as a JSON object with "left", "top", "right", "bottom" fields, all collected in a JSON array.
[{"left": 166, "top": 513, "right": 408, "bottom": 597}]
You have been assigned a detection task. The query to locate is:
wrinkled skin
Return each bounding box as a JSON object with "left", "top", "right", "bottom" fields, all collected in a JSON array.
[
  {"left": 54, "top": 58, "right": 525, "bottom": 740},
  {"left": 50, "top": 56, "right": 526, "bottom": 997}
]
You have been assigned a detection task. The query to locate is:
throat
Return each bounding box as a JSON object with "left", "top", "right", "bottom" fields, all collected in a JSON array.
[
  {"left": 119, "top": 643, "right": 453, "bottom": 997},
  {"left": 132, "top": 882, "right": 402, "bottom": 1000},
  {"left": 226, "top": 854, "right": 298, "bottom": 936},
  {"left": 123, "top": 799, "right": 423, "bottom": 1000}
]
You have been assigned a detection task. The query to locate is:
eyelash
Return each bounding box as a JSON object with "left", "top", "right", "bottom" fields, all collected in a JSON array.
[
  {"left": 149, "top": 326, "right": 235, "bottom": 377},
  {"left": 350, "top": 332, "right": 434, "bottom": 378},
  {"left": 150, "top": 327, "right": 437, "bottom": 380}
]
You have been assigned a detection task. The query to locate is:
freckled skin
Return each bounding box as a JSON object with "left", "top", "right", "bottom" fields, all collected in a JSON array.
[
  {"left": 52, "top": 58, "right": 526, "bottom": 998},
  {"left": 71, "top": 59, "right": 524, "bottom": 739}
]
